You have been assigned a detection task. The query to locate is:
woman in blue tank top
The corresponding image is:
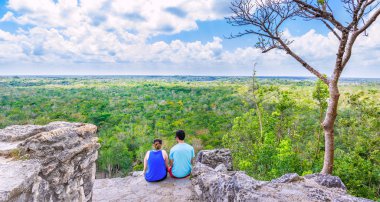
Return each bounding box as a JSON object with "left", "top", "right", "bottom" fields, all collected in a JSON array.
[{"left": 143, "top": 139, "right": 169, "bottom": 182}]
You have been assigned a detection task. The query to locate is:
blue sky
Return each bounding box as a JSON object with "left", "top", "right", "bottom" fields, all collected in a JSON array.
[{"left": 0, "top": 0, "right": 379, "bottom": 77}]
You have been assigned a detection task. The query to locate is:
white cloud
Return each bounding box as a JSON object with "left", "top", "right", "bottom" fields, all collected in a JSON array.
[
  {"left": 283, "top": 21, "right": 380, "bottom": 76},
  {"left": 288, "top": 29, "right": 339, "bottom": 59},
  {"left": 0, "top": 11, "right": 15, "bottom": 22},
  {"left": 0, "top": 0, "right": 231, "bottom": 64},
  {"left": 4, "top": 0, "right": 230, "bottom": 37},
  {"left": 0, "top": 0, "right": 379, "bottom": 77}
]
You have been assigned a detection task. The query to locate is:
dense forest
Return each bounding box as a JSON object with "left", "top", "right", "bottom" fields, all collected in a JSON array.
[{"left": 0, "top": 76, "right": 378, "bottom": 200}]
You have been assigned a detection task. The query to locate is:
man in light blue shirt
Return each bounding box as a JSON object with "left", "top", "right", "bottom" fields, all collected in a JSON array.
[{"left": 169, "top": 130, "right": 195, "bottom": 178}]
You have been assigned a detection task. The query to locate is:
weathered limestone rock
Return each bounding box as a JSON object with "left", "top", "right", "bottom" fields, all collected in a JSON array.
[
  {"left": 196, "top": 149, "right": 233, "bottom": 171},
  {"left": 214, "top": 163, "right": 227, "bottom": 173},
  {"left": 93, "top": 171, "right": 196, "bottom": 202},
  {"left": 0, "top": 125, "right": 46, "bottom": 142},
  {"left": 191, "top": 149, "right": 373, "bottom": 202},
  {"left": 305, "top": 173, "right": 347, "bottom": 189},
  {"left": 0, "top": 159, "right": 41, "bottom": 201},
  {"left": 2, "top": 124, "right": 370, "bottom": 202},
  {"left": 270, "top": 173, "right": 302, "bottom": 183},
  {"left": 0, "top": 121, "right": 100, "bottom": 202}
]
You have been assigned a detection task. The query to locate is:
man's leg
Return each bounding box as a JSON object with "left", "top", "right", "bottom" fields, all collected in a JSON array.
[{"left": 168, "top": 166, "right": 191, "bottom": 179}]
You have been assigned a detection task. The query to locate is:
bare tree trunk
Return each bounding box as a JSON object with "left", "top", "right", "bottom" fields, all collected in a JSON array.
[
  {"left": 321, "top": 82, "right": 340, "bottom": 174},
  {"left": 107, "top": 164, "right": 112, "bottom": 178},
  {"left": 252, "top": 67, "right": 264, "bottom": 143},
  {"left": 252, "top": 86, "right": 263, "bottom": 143}
]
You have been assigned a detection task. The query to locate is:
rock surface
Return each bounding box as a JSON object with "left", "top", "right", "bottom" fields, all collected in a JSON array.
[
  {"left": 196, "top": 149, "right": 233, "bottom": 171},
  {"left": 0, "top": 158, "right": 41, "bottom": 201},
  {"left": 1, "top": 124, "right": 374, "bottom": 202},
  {"left": 0, "top": 121, "right": 100, "bottom": 202},
  {"left": 93, "top": 171, "right": 195, "bottom": 202},
  {"left": 191, "top": 149, "right": 373, "bottom": 202}
]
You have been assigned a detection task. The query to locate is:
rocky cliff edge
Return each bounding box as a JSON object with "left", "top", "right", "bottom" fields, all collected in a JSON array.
[
  {"left": 0, "top": 122, "right": 99, "bottom": 202},
  {"left": 0, "top": 122, "right": 373, "bottom": 202}
]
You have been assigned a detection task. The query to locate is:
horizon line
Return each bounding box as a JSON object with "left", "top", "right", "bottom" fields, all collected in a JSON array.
[{"left": 0, "top": 74, "right": 379, "bottom": 79}]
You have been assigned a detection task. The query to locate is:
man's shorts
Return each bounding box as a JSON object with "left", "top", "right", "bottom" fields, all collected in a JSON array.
[{"left": 168, "top": 166, "right": 190, "bottom": 179}]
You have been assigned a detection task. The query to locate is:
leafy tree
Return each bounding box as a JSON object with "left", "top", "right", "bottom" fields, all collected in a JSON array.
[{"left": 227, "top": 0, "right": 380, "bottom": 174}]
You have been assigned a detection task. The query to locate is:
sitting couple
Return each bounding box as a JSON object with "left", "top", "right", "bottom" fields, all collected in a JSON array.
[{"left": 143, "top": 130, "right": 195, "bottom": 182}]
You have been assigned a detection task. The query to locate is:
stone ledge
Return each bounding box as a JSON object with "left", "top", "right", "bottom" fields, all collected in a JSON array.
[
  {"left": 191, "top": 149, "right": 373, "bottom": 202},
  {"left": 0, "top": 141, "right": 22, "bottom": 157},
  {"left": 0, "top": 159, "right": 41, "bottom": 201},
  {"left": 93, "top": 172, "right": 196, "bottom": 202},
  {"left": 196, "top": 149, "right": 233, "bottom": 171},
  {"left": 0, "top": 121, "right": 100, "bottom": 202}
]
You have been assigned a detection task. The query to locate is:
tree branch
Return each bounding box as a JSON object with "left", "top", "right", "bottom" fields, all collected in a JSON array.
[
  {"left": 276, "top": 36, "right": 330, "bottom": 84},
  {"left": 293, "top": 0, "right": 346, "bottom": 31},
  {"left": 226, "top": 30, "right": 274, "bottom": 39},
  {"left": 342, "top": 8, "right": 380, "bottom": 68},
  {"left": 321, "top": 20, "right": 341, "bottom": 40},
  {"left": 347, "top": 0, "right": 366, "bottom": 30},
  {"left": 262, "top": 45, "right": 278, "bottom": 53}
]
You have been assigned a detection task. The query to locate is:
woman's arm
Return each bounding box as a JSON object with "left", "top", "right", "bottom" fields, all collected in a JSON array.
[
  {"left": 143, "top": 151, "right": 149, "bottom": 174},
  {"left": 162, "top": 150, "right": 169, "bottom": 170}
]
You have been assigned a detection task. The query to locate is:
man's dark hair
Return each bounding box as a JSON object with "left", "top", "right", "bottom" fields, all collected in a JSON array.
[
  {"left": 175, "top": 130, "right": 185, "bottom": 140},
  {"left": 153, "top": 139, "right": 162, "bottom": 144}
]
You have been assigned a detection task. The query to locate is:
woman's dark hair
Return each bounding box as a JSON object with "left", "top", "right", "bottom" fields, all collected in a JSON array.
[
  {"left": 153, "top": 139, "right": 162, "bottom": 150},
  {"left": 175, "top": 130, "right": 185, "bottom": 140}
]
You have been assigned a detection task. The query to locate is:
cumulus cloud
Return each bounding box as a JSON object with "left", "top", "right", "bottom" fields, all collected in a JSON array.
[
  {"left": 4, "top": 0, "right": 230, "bottom": 37},
  {"left": 284, "top": 21, "right": 380, "bottom": 76},
  {"left": 0, "top": 0, "right": 379, "bottom": 77},
  {"left": 0, "top": 0, "right": 232, "bottom": 64}
]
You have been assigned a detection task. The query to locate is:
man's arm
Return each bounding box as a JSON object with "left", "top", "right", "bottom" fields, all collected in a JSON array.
[{"left": 169, "top": 149, "right": 174, "bottom": 167}]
